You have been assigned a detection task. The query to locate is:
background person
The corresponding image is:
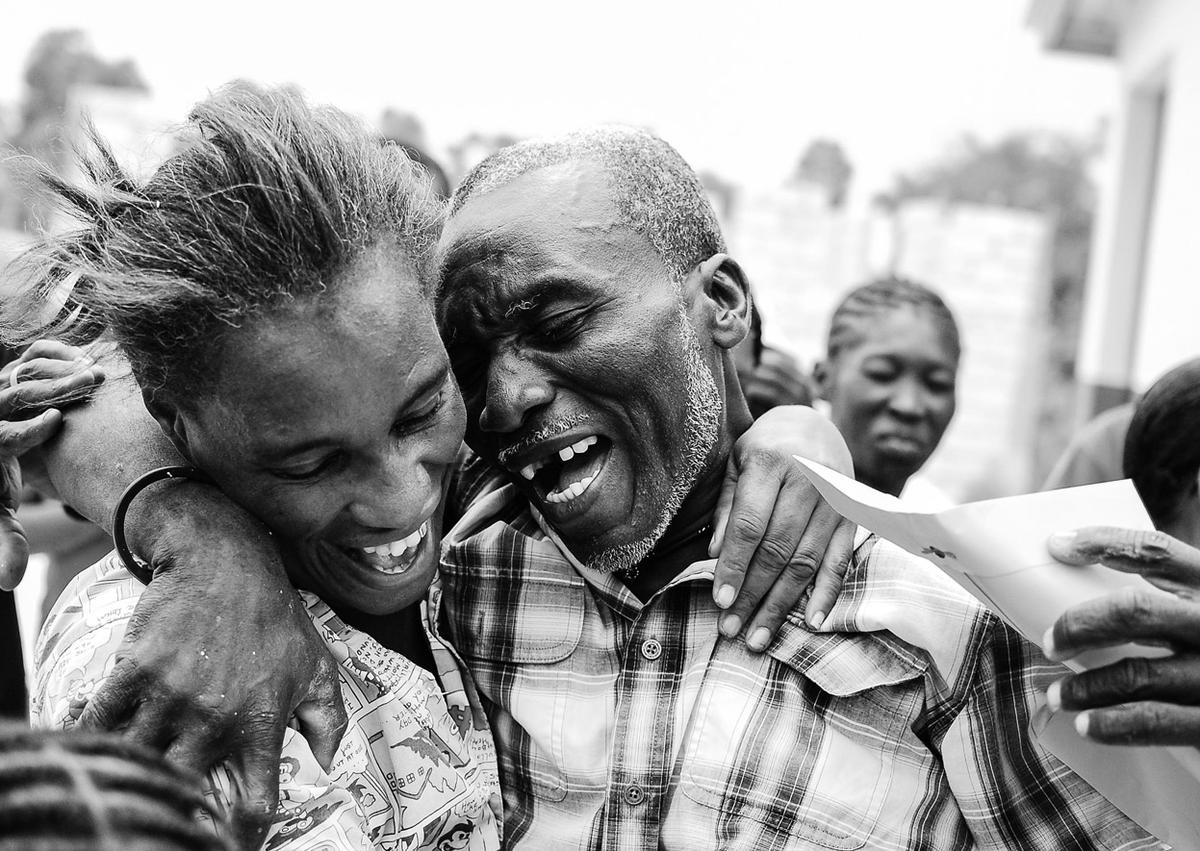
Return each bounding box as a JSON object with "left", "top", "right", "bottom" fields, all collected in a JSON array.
[
  {"left": 812, "top": 276, "right": 960, "bottom": 501},
  {"left": 1047, "top": 358, "right": 1200, "bottom": 745},
  {"left": 732, "top": 299, "right": 815, "bottom": 418},
  {"left": 0, "top": 724, "right": 231, "bottom": 851}
]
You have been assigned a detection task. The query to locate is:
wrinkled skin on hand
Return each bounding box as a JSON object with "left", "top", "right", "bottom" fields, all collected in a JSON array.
[
  {"left": 1046, "top": 526, "right": 1200, "bottom": 747},
  {"left": 710, "top": 405, "right": 855, "bottom": 650},
  {"left": 77, "top": 488, "right": 348, "bottom": 849},
  {"left": 0, "top": 341, "right": 105, "bottom": 589}
]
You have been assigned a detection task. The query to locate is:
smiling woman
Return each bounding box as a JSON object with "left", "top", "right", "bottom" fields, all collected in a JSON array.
[{"left": 0, "top": 83, "right": 499, "bottom": 850}]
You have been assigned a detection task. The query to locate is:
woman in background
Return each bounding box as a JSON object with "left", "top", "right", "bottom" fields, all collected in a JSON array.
[{"left": 813, "top": 277, "right": 960, "bottom": 501}]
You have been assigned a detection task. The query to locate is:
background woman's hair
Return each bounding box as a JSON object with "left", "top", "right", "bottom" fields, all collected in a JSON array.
[
  {"left": 0, "top": 724, "right": 230, "bottom": 850},
  {"left": 824, "top": 275, "right": 961, "bottom": 361},
  {"left": 1123, "top": 357, "right": 1200, "bottom": 528},
  {"left": 0, "top": 82, "right": 445, "bottom": 402}
]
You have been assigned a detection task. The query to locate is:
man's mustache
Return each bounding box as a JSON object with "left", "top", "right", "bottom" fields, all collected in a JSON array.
[{"left": 496, "top": 413, "right": 589, "bottom": 466}]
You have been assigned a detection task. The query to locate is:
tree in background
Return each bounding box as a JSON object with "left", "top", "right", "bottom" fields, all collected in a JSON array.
[
  {"left": 793, "top": 138, "right": 854, "bottom": 209},
  {"left": 878, "top": 130, "right": 1100, "bottom": 484},
  {"left": 1, "top": 29, "right": 147, "bottom": 230}
]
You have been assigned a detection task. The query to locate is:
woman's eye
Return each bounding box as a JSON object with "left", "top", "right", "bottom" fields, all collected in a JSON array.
[
  {"left": 394, "top": 390, "right": 446, "bottom": 435},
  {"left": 272, "top": 454, "right": 340, "bottom": 481}
]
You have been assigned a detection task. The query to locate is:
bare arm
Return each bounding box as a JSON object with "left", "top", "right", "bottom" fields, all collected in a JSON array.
[{"left": 17, "top": 348, "right": 347, "bottom": 848}]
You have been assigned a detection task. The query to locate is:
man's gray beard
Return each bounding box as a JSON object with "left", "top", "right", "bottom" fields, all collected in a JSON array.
[{"left": 586, "top": 308, "right": 722, "bottom": 575}]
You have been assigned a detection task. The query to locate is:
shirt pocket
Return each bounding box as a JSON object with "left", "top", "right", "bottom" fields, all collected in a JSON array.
[
  {"left": 440, "top": 545, "right": 588, "bottom": 803},
  {"left": 681, "top": 637, "right": 925, "bottom": 850}
]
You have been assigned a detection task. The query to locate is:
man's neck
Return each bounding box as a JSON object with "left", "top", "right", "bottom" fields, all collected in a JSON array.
[
  {"left": 621, "top": 460, "right": 726, "bottom": 601},
  {"left": 623, "top": 396, "right": 753, "bottom": 601}
]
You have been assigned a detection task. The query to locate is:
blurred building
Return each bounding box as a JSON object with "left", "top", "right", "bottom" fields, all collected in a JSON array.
[{"left": 1029, "top": 0, "right": 1200, "bottom": 415}]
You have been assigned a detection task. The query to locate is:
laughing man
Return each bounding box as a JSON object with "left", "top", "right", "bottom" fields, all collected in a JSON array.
[{"left": 428, "top": 128, "right": 1162, "bottom": 849}]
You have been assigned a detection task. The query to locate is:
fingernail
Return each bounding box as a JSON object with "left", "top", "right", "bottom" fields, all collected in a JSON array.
[
  {"left": 747, "top": 627, "right": 771, "bottom": 651},
  {"left": 1041, "top": 627, "right": 1060, "bottom": 660},
  {"left": 1046, "top": 679, "right": 1063, "bottom": 712},
  {"left": 720, "top": 614, "right": 742, "bottom": 637},
  {"left": 807, "top": 611, "right": 825, "bottom": 630},
  {"left": 1075, "top": 711, "right": 1090, "bottom": 738},
  {"left": 1049, "top": 530, "right": 1077, "bottom": 549},
  {"left": 714, "top": 584, "right": 736, "bottom": 609}
]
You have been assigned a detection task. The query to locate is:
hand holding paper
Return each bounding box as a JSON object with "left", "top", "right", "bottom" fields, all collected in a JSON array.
[
  {"left": 791, "top": 457, "right": 1200, "bottom": 847},
  {"left": 1045, "top": 525, "right": 1200, "bottom": 747}
]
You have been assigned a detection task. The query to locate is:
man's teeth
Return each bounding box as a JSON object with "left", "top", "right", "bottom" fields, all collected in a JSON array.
[
  {"left": 544, "top": 472, "right": 598, "bottom": 504},
  {"left": 518, "top": 435, "right": 600, "bottom": 481}
]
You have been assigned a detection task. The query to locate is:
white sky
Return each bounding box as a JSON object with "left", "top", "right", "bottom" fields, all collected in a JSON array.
[{"left": 0, "top": 0, "right": 1116, "bottom": 204}]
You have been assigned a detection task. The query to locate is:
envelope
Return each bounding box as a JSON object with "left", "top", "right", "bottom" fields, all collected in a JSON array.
[{"left": 793, "top": 457, "right": 1200, "bottom": 847}]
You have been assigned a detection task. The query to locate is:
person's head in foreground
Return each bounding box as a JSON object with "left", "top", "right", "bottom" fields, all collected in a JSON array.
[
  {"left": 436, "top": 126, "right": 753, "bottom": 576},
  {"left": 0, "top": 725, "right": 229, "bottom": 851},
  {"left": 0, "top": 83, "right": 465, "bottom": 617},
  {"left": 1123, "top": 357, "right": 1200, "bottom": 548},
  {"left": 813, "top": 276, "right": 960, "bottom": 496}
]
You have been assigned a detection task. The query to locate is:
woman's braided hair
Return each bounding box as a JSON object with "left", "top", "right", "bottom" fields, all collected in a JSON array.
[
  {"left": 825, "top": 275, "right": 960, "bottom": 361},
  {"left": 0, "top": 725, "right": 231, "bottom": 850}
]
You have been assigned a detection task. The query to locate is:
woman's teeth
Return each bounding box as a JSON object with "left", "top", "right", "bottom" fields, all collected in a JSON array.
[{"left": 358, "top": 522, "right": 428, "bottom": 574}]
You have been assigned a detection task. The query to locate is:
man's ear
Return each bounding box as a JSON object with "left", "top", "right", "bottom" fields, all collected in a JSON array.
[
  {"left": 812, "top": 360, "right": 833, "bottom": 401},
  {"left": 141, "top": 387, "right": 193, "bottom": 461},
  {"left": 698, "top": 253, "right": 750, "bottom": 351}
]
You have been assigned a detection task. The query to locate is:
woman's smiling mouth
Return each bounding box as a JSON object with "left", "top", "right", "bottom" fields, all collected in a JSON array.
[{"left": 342, "top": 521, "right": 430, "bottom": 575}]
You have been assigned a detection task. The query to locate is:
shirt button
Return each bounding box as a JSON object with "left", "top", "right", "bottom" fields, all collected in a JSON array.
[
  {"left": 640, "top": 638, "right": 662, "bottom": 661},
  {"left": 624, "top": 783, "right": 646, "bottom": 806}
]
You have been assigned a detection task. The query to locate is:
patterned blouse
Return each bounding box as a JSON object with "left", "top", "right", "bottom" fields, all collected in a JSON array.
[{"left": 32, "top": 551, "right": 503, "bottom": 851}]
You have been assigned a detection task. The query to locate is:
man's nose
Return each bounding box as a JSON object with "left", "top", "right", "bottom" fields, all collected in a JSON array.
[{"left": 479, "top": 347, "right": 554, "bottom": 434}]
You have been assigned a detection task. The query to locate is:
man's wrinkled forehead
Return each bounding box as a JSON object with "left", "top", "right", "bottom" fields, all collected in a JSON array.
[{"left": 436, "top": 162, "right": 653, "bottom": 311}]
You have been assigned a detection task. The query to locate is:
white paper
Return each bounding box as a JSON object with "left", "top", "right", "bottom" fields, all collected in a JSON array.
[{"left": 793, "top": 457, "right": 1200, "bottom": 847}]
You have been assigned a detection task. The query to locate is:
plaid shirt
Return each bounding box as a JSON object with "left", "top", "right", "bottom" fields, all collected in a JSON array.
[{"left": 441, "top": 460, "right": 1166, "bottom": 850}]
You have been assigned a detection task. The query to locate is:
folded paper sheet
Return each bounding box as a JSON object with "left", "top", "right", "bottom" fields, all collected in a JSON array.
[{"left": 792, "top": 457, "right": 1200, "bottom": 847}]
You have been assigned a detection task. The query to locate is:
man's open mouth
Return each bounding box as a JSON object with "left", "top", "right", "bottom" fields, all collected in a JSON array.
[
  {"left": 516, "top": 434, "right": 612, "bottom": 506},
  {"left": 340, "top": 521, "right": 430, "bottom": 575}
]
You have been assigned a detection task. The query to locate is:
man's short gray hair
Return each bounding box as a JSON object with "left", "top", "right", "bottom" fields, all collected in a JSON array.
[{"left": 449, "top": 126, "right": 726, "bottom": 284}]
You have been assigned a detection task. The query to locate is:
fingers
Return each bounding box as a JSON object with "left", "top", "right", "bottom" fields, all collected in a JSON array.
[
  {"left": 7, "top": 340, "right": 92, "bottom": 371},
  {"left": 804, "top": 517, "right": 855, "bottom": 629},
  {"left": 1073, "top": 702, "right": 1200, "bottom": 747},
  {"left": 739, "top": 501, "right": 845, "bottom": 648},
  {"left": 1044, "top": 585, "right": 1200, "bottom": 661},
  {"left": 0, "top": 409, "right": 63, "bottom": 456},
  {"left": 710, "top": 453, "right": 788, "bottom": 608},
  {"left": 0, "top": 500, "right": 30, "bottom": 590},
  {"left": 226, "top": 712, "right": 288, "bottom": 850},
  {"left": 76, "top": 661, "right": 142, "bottom": 732},
  {"left": 164, "top": 727, "right": 230, "bottom": 778},
  {"left": 292, "top": 652, "right": 348, "bottom": 771},
  {"left": 0, "top": 369, "right": 104, "bottom": 420},
  {"left": 714, "top": 463, "right": 817, "bottom": 642},
  {"left": 1050, "top": 655, "right": 1200, "bottom": 714},
  {"left": 1048, "top": 527, "right": 1200, "bottom": 594}
]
